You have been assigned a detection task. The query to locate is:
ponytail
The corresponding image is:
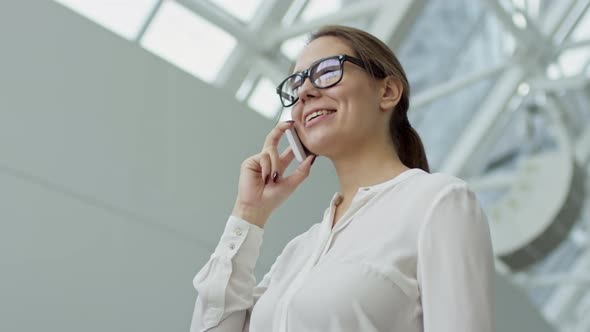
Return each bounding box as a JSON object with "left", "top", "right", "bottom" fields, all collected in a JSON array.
[{"left": 391, "top": 114, "right": 430, "bottom": 173}]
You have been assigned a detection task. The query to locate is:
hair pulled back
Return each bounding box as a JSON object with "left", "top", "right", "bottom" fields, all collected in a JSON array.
[{"left": 309, "top": 25, "right": 430, "bottom": 172}]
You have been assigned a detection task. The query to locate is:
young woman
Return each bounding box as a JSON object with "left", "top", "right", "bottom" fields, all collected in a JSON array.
[{"left": 190, "top": 25, "right": 495, "bottom": 332}]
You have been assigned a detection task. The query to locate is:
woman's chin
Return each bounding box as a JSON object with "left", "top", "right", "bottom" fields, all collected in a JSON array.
[{"left": 304, "top": 130, "right": 348, "bottom": 155}]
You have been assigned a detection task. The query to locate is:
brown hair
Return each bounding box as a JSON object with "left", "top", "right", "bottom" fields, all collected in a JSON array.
[{"left": 308, "top": 25, "right": 430, "bottom": 173}]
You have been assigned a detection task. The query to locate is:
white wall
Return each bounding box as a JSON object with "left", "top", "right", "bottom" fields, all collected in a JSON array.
[{"left": 0, "top": 1, "right": 553, "bottom": 331}]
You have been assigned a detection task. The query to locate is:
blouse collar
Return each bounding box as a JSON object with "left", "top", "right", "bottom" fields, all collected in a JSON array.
[{"left": 330, "top": 168, "right": 425, "bottom": 206}]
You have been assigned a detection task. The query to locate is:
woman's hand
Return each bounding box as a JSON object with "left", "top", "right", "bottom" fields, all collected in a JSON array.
[{"left": 232, "top": 121, "right": 316, "bottom": 228}]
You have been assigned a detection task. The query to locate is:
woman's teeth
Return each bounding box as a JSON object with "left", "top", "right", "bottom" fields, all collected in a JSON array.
[{"left": 305, "top": 109, "right": 336, "bottom": 123}]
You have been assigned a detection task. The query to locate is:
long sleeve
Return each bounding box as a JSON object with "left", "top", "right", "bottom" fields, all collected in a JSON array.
[
  {"left": 190, "top": 215, "right": 265, "bottom": 332},
  {"left": 417, "top": 182, "right": 496, "bottom": 332}
]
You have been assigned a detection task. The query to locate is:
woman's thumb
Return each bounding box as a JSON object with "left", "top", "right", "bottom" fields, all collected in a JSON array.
[{"left": 285, "top": 155, "right": 316, "bottom": 187}]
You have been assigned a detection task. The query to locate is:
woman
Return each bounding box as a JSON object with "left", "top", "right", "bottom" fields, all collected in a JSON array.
[{"left": 190, "top": 25, "right": 495, "bottom": 332}]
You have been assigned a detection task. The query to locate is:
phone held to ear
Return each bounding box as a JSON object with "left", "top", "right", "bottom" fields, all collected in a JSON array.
[{"left": 285, "top": 127, "right": 308, "bottom": 162}]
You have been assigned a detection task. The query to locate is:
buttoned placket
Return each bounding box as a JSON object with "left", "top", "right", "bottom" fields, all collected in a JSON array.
[
  {"left": 319, "top": 187, "right": 377, "bottom": 261},
  {"left": 276, "top": 187, "right": 379, "bottom": 332}
]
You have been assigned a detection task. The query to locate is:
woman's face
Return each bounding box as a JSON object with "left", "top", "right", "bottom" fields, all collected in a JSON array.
[{"left": 291, "top": 36, "right": 390, "bottom": 159}]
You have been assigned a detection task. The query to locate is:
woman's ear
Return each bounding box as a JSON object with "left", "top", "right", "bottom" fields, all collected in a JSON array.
[{"left": 379, "top": 76, "right": 403, "bottom": 112}]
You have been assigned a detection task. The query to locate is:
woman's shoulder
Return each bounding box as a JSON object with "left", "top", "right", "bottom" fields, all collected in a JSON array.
[
  {"left": 407, "top": 169, "right": 471, "bottom": 197},
  {"left": 410, "top": 171, "right": 486, "bottom": 228},
  {"left": 396, "top": 169, "right": 480, "bottom": 218}
]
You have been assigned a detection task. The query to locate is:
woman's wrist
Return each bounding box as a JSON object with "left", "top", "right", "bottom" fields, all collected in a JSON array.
[{"left": 231, "top": 203, "right": 269, "bottom": 228}]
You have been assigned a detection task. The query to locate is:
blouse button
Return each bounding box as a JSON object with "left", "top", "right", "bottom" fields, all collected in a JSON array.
[
  {"left": 229, "top": 243, "right": 236, "bottom": 250},
  {"left": 234, "top": 228, "right": 243, "bottom": 236}
]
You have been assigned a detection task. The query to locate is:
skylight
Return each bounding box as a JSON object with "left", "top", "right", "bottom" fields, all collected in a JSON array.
[
  {"left": 208, "top": 0, "right": 263, "bottom": 22},
  {"left": 558, "top": 47, "right": 590, "bottom": 77},
  {"left": 140, "top": 1, "right": 236, "bottom": 84},
  {"left": 571, "top": 8, "right": 590, "bottom": 42},
  {"left": 300, "top": 0, "right": 342, "bottom": 22},
  {"left": 248, "top": 77, "right": 282, "bottom": 119},
  {"left": 281, "top": 34, "right": 308, "bottom": 61},
  {"left": 53, "top": 0, "right": 159, "bottom": 40},
  {"left": 510, "top": 0, "right": 540, "bottom": 17}
]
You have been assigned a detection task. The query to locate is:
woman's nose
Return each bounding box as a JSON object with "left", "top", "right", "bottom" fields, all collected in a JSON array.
[{"left": 297, "top": 77, "right": 320, "bottom": 104}]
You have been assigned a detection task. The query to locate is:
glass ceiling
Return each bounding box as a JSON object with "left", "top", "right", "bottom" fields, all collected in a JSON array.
[
  {"left": 53, "top": 0, "right": 160, "bottom": 40},
  {"left": 208, "top": 0, "right": 263, "bottom": 22},
  {"left": 52, "top": 0, "right": 590, "bottom": 97},
  {"left": 141, "top": 1, "right": 237, "bottom": 84},
  {"left": 50, "top": 0, "right": 590, "bottom": 196}
]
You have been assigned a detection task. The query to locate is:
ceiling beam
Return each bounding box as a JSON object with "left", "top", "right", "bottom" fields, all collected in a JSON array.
[
  {"left": 214, "top": 0, "right": 294, "bottom": 90},
  {"left": 177, "top": 0, "right": 288, "bottom": 87},
  {"left": 440, "top": 0, "right": 579, "bottom": 177},
  {"left": 265, "top": 1, "right": 382, "bottom": 47},
  {"left": 369, "top": 0, "right": 427, "bottom": 49}
]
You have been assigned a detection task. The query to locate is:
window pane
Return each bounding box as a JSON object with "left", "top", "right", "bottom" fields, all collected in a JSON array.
[
  {"left": 571, "top": 8, "right": 590, "bottom": 42},
  {"left": 300, "top": 0, "right": 342, "bottom": 21},
  {"left": 558, "top": 47, "right": 590, "bottom": 77},
  {"left": 248, "top": 78, "right": 281, "bottom": 119},
  {"left": 208, "top": 0, "right": 263, "bottom": 22},
  {"left": 53, "top": 0, "right": 159, "bottom": 40},
  {"left": 140, "top": 1, "right": 236, "bottom": 84},
  {"left": 281, "top": 35, "right": 308, "bottom": 61}
]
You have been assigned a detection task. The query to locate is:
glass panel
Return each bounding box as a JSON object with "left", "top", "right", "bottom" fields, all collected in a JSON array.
[
  {"left": 281, "top": 34, "right": 308, "bottom": 61},
  {"left": 140, "top": 1, "right": 236, "bottom": 84},
  {"left": 411, "top": 77, "right": 497, "bottom": 170},
  {"left": 398, "top": 0, "right": 507, "bottom": 170},
  {"left": 248, "top": 77, "right": 282, "bottom": 119},
  {"left": 511, "top": 0, "right": 541, "bottom": 18},
  {"left": 53, "top": 0, "right": 159, "bottom": 40},
  {"left": 398, "top": 0, "right": 504, "bottom": 94},
  {"left": 300, "top": 0, "right": 342, "bottom": 22},
  {"left": 571, "top": 7, "right": 590, "bottom": 42},
  {"left": 208, "top": 0, "right": 263, "bottom": 22},
  {"left": 558, "top": 47, "right": 590, "bottom": 77}
]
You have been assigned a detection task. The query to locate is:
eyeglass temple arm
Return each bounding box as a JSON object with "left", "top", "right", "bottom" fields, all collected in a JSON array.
[{"left": 277, "top": 89, "right": 296, "bottom": 103}]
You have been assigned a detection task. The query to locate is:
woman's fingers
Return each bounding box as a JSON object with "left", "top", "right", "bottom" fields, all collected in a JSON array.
[
  {"left": 283, "top": 154, "right": 315, "bottom": 188},
  {"left": 264, "top": 121, "right": 294, "bottom": 150},
  {"left": 258, "top": 146, "right": 293, "bottom": 185},
  {"left": 268, "top": 147, "right": 280, "bottom": 183},
  {"left": 279, "top": 146, "right": 295, "bottom": 173},
  {"left": 263, "top": 121, "right": 295, "bottom": 182},
  {"left": 259, "top": 153, "right": 271, "bottom": 184}
]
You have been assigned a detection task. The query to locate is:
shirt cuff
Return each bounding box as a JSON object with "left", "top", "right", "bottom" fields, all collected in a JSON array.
[{"left": 212, "top": 215, "right": 264, "bottom": 265}]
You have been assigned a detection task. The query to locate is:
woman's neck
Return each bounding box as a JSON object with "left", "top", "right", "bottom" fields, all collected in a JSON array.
[{"left": 331, "top": 140, "right": 410, "bottom": 203}]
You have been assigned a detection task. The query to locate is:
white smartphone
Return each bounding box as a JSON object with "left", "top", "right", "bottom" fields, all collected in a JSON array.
[{"left": 285, "top": 127, "right": 308, "bottom": 162}]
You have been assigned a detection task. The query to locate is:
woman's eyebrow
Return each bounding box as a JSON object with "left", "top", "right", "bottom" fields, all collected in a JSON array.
[{"left": 291, "top": 61, "right": 311, "bottom": 74}]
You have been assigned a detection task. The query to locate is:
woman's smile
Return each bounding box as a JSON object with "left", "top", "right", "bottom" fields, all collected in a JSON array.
[{"left": 305, "top": 110, "right": 337, "bottom": 128}]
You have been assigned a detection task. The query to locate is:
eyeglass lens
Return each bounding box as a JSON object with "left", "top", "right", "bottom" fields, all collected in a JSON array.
[{"left": 279, "top": 57, "right": 343, "bottom": 106}]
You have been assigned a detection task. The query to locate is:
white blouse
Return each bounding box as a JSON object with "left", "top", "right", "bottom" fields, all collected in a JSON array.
[{"left": 190, "top": 168, "right": 496, "bottom": 332}]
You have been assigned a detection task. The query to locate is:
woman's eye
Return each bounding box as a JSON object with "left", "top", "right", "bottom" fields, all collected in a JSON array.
[
  {"left": 314, "top": 70, "right": 340, "bottom": 84},
  {"left": 289, "top": 80, "right": 302, "bottom": 93}
]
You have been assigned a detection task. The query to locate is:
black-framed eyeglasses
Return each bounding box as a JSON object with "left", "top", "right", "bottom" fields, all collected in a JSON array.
[{"left": 276, "top": 54, "right": 367, "bottom": 107}]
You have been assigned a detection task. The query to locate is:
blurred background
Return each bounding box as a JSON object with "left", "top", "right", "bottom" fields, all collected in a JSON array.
[{"left": 0, "top": 0, "right": 589, "bottom": 331}]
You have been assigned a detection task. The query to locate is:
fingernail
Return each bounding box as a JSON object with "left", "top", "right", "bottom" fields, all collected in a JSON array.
[
  {"left": 272, "top": 171, "right": 279, "bottom": 183},
  {"left": 311, "top": 156, "right": 317, "bottom": 165},
  {"left": 286, "top": 120, "right": 295, "bottom": 123},
  {"left": 264, "top": 174, "right": 270, "bottom": 184}
]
